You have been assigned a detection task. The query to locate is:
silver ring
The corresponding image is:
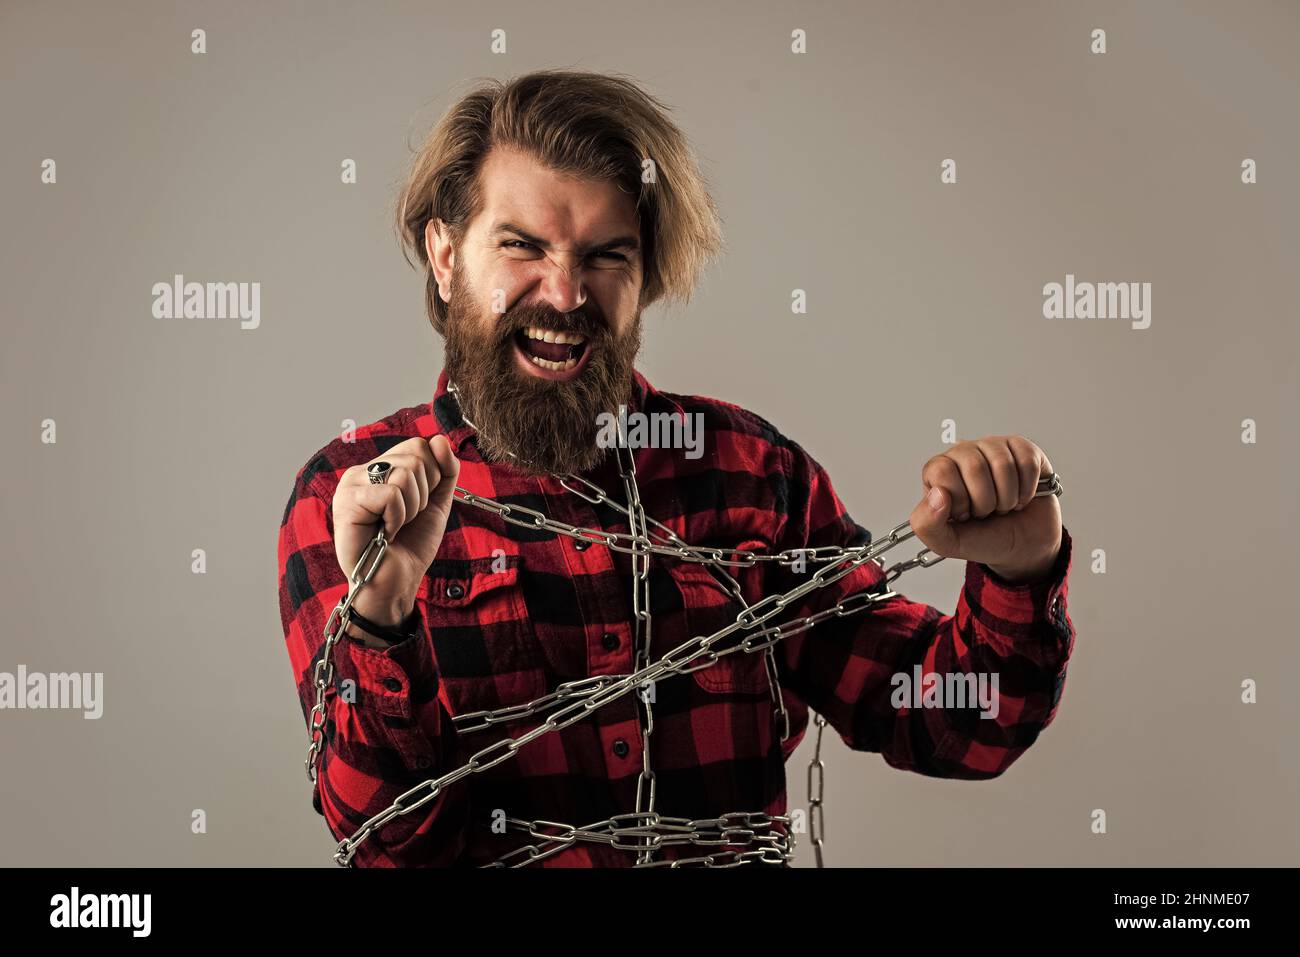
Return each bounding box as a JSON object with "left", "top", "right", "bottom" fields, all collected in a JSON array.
[{"left": 367, "top": 461, "right": 393, "bottom": 485}]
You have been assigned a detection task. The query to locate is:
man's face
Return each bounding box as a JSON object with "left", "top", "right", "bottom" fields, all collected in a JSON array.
[{"left": 428, "top": 146, "right": 645, "bottom": 475}]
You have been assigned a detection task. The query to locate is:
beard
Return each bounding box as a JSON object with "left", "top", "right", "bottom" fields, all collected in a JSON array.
[{"left": 441, "top": 263, "right": 643, "bottom": 475}]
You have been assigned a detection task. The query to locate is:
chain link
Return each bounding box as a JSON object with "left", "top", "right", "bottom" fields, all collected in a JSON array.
[{"left": 303, "top": 385, "right": 1064, "bottom": 867}]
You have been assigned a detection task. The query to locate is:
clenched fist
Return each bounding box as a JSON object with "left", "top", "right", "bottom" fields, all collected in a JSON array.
[
  {"left": 908, "top": 435, "right": 1062, "bottom": 584},
  {"left": 332, "top": 435, "right": 460, "bottom": 635}
]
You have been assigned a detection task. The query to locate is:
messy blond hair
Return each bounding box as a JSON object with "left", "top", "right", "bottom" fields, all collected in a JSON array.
[{"left": 395, "top": 68, "right": 724, "bottom": 333}]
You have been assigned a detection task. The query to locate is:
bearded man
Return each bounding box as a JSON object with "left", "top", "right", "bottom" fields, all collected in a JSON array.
[{"left": 277, "top": 68, "right": 1076, "bottom": 868}]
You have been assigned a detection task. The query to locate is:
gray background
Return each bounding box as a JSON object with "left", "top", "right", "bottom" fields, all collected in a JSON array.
[{"left": 1, "top": 0, "right": 1296, "bottom": 866}]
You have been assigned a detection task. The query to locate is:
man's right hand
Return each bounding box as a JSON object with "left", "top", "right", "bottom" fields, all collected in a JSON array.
[{"left": 331, "top": 434, "right": 461, "bottom": 632}]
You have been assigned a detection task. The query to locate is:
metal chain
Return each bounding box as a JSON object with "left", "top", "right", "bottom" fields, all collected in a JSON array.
[
  {"left": 304, "top": 386, "right": 1064, "bottom": 867},
  {"left": 316, "top": 510, "right": 903, "bottom": 867},
  {"left": 483, "top": 811, "right": 796, "bottom": 868},
  {"left": 304, "top": 526, "right": 388, "bottom": 784},
  {"left": 808, "top": 713, "right": 828, "bottom": 867},
  {"left": 454, "top": 483, "right": 881, "bottom": 568},
  {"left": 453, "top": 385, "right": 780, "bottom": 868},
  {"left": 616, "top": 438, "right": 658, "bottom": 864},
  {"left": 310, "top": 474, "right": 1061, "bottom": 867}
]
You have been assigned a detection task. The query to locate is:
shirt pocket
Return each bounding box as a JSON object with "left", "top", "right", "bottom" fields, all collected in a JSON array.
[
  {"left": 670, "top": 562, "right": 772, "bottom": 696},
  {"left": 421, "top": 555, "right": 547, "bottom": 719}
]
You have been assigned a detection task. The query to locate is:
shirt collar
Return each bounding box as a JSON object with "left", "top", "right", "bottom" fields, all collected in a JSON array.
[{"left": 428, "top": 368, "right": 479, "bottom": 457}]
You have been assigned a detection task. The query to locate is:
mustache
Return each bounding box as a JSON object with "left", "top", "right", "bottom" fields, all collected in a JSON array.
[{"left": 494, "top": 306, "right": 608, "bottom": 342}]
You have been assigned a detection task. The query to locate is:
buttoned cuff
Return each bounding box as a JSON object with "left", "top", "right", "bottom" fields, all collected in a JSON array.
[
  {"left": 334, "top": 600, "right": 449, "bottom": 772},
  {"left": 964, "top": 526, "right": 1075, "bottom": 647}
]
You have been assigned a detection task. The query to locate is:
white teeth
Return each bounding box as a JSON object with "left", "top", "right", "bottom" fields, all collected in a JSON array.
[
  {"left": 523, "top": 326, "right": 587, "bottom": 346},
  {"left": 528, "top": 354, "right": 580, "bottom": 372}
]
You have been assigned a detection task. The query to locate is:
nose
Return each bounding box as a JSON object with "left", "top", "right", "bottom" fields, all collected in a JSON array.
[{"left": 536, "top": 250, "right": 588, "bottom": 315}]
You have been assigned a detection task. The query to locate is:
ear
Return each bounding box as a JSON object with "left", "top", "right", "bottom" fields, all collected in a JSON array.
[{"left": 425, "top": 219, "right": 455, "bottom": 303}]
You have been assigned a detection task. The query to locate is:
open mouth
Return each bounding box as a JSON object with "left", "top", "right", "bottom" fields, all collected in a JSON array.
[{"left": 513, "top": 326, "right": 591, "bottom": 380}]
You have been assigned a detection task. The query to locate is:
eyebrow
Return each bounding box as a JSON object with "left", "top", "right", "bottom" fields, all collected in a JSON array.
[{"left": 490, "top": 221, "right": 640, "bottom": 255}]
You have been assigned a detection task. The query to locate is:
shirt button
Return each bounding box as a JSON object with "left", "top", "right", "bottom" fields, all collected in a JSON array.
[
  {"left": 445, "top": 582, "right": 465, "bottom": 600},
  {"left": 415, "top": 756, "right": 432, "bottom": 770},
  {"left": 601, "top": 632, "right": 620, "bottom": 651},
  {"left": 382, "top": 678, "right": 402, "bottom": 693},
  {"left": 612, "top": 739, "right": 630, "bottom": 758},
  {"left": 574, "top": 539, "right": 591, "bottom": 551}
]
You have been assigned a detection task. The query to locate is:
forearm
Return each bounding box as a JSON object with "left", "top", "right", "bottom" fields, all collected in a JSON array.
[
  {"left": 303, "top": 599, "right": 472, "bottom": 866},
  {"left": 316, "top": 629, "right": 470, "bottom": 866},
  {"left": 776, "top": 529, "right": 1076, "bottom": 780},
  {"left": 279, "top": 479, "right": 467, "bottom": 865}
]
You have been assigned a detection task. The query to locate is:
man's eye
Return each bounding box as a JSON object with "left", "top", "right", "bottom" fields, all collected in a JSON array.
[{"left": 501, "top": 240, "right": 625, "bottom": 263}]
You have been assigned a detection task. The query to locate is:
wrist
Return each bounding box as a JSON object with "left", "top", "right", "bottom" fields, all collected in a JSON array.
[
  {"left": 985, "top": 551, "right": 1057, "bottom": 586},
  {"left": 346, "top": 591, "right": 416, "bottom": 644},
  {"left": 350, "top": 590, "right": 415, "bottom": 629}
]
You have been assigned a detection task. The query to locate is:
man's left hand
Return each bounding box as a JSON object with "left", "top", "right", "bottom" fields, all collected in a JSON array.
[{"left": 908, "top": 435, "right": 1063, "bottom": 585}]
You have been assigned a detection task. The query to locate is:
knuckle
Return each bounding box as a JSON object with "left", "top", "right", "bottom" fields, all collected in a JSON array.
[
  {"left": 989, "top": 451, "right": 1016, "bottom": 474},
  {"left": 394, "top": 436, "right": 423, "bottom": 454},
  {"left": 925, "top": 454, "right": 956, "bottom": 477}
]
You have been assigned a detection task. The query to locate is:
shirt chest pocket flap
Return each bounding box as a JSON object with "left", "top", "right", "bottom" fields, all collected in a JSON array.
[
  {"left": 422, "top": 555, "right": 547, "bottom": 717},
  {"left": 670, "top": 563, "right": 772, "bottom": 696}
]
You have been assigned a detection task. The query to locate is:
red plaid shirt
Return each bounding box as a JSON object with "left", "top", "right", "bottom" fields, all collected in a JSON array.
[{"left": 278, "top": 369, "right": 1077, "bottom": 867}]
